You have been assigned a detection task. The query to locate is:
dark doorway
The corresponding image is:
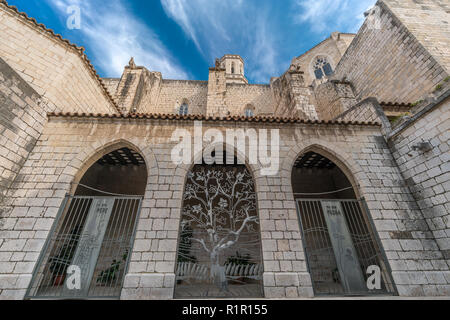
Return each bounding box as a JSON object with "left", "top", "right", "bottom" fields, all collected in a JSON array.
[
  {"left": 26, "top": 146, "right": 147, "bottom": 299},
  {"left": 292, "top": 151, "right": 396, "bottom": 296}
]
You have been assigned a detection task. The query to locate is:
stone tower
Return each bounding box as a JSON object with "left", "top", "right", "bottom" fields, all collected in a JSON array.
[{"left": 219, "top": 54, "right": 248, "bottom": 85}]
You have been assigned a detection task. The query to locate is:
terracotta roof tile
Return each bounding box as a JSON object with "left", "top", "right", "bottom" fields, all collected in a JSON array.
[
  {"left": 0, "top": 0, "right": 121, "bottom": 113},
  {"left": 379, "top": 101, "right": 412, "bottom": 108},
  {"left": 47, "top": 112, "right": 381, "bottom": 126}
]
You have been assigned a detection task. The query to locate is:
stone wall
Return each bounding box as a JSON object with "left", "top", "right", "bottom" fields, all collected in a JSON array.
[
  {"left": 0, "top": 57, "right": 49, "bottom": 208},
  {"left": 314, "top": 81, "right": 357, "bottom": 121},
  {"left": 102, "top": 78, "right": 120, "bottom": 101},
  {"left": 155, "top": 80, "right": 208, "bottom": 115},
  {"left": 225, "top": 84, "right": 274, "bottom": 116},
  {"left": 291, "top": 32, "right": 355, "bottom": 86},
  {"left": 104, "top": 70, "right": 273, "bottom": 117},
  {"left": 1, "top": 116, "right": 449, "bottom": 299},
  {"left": 0, "top": 3, "right": 117, "bottom": 114},
  {"left": 334, "top": 0, "right": 449, "bottom": 104},
  {"left": 206, "top": 68, "right": 228, "bottom": 117},
  {"left": 384, "top": 0, "right": 450, "bottom": 73},
  {"left": 388, "top": 91, "right": 450, "bottom": 279},
  {"left": 271, "top": 71, "right": 317, "bottom": 119}
]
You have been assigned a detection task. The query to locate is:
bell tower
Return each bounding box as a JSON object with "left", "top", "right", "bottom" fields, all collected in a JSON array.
[{"left": 219, "top": 54, "right": 248, "bottom": 85}]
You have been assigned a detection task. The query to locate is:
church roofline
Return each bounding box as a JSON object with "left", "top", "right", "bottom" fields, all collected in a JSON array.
[
  {"left": 0, "top": 0, "right": 121, "bottom": 113},
  {"left": 293, "top": 32, "right": 356, "bottom": 61}
]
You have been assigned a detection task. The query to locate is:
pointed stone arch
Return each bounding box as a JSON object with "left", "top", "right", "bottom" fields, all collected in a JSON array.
[
  {"left": 289, "top": 143, "right": 362, "bottom": 199},
  {"left": 288, "top": 141, "right": 396, "bottom": 296},
  {"left": 65, "top": 139, "right": 158, "bottom": 195},
  {"left": 26, "top": 139, "right": 158, "bottom": 299},
  {"left": 174, "top": 142, "right": 264, "bottom": 298},
  {"left": 282, "top": 140, "right": 366, "bottom": 201}
]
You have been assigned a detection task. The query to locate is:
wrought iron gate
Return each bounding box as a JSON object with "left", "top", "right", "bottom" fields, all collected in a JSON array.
[
  {"left": 174, "top": 165, "right": 264, "bottom": 298},
  {"left": 296, "top": 198, "right": 396, "bottom": 296},
  {"left": 26, "top": 195, "right": 142, "bottom": 299}
]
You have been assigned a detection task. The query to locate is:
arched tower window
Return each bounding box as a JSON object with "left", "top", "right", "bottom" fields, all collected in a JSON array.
[
  {"left": 179, "top": 101, "right": 189, "bottom": 115},
  {"left": 313, "top": 56, "right": 333, "bottom": 80},
  {"left": 244, "top": 104, "right": 255, "bottom": 117},
  {"left": 231, "top": 62, "right": 235, "bottom": 74}
]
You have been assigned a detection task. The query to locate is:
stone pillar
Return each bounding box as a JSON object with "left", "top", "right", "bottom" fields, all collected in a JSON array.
[
  {"left": 120, "top": 139, "right": 184, "bottom": 300},
  {"left": 271, "top": 68, "right": 318, "bottom": 120},
  {"left": 313, "top": 80, "right": 357, "bottom": 121},
  {"left": 256, "top": 171, "right": 314, "bottom": 298}
]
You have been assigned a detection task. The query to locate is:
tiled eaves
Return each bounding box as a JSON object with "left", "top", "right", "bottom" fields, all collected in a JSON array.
[
  {"left": 47, "top": 112, "right": 381, "bottom": 127},
  {"left": 0, "top": 0, "right": 121, "bottom": 113},
  {"left": 379, "top": 102, "right": 413, "bottom": 108}
]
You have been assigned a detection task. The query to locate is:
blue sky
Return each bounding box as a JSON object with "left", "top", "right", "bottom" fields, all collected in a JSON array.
[{"left": 8, "top": 0, "right": 376, "bottom": 83}]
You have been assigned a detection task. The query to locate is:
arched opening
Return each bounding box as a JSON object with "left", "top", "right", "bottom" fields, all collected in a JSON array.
[
  {"left": 292, "top": 149, "right": 396, "bottom": 296},
  {"left": 244, "top": 104, "right": 255, "bottom": 117},
  {"left": 174, "top": 151, "right": 263, "bottom": 298},
  {"left": 179, "top": 100, "right": 189, "bottom": 116},
  {"left": 26, "top": 145, "right": 148, "bottom": 299}
]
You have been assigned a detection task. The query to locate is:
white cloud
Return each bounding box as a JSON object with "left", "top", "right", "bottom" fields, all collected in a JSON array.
[
  {"left": 160, "top": 0, "right": 283, "bottom": 83},
  {"left": 46, "top": 0, "right": 188, "bottom": 79},
  {"left": 294, "top": 0, "right": 377, "bottom": 34}
]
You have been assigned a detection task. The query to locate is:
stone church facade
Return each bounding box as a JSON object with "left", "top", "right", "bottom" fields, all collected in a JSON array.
[{"left": 0, "top": 0, "right": 449, "bottom": 299}]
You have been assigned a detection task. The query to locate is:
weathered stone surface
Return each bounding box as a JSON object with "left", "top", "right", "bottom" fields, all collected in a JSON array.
[{"left": 0, "top": 0, "right": 449, "bottom": 301}]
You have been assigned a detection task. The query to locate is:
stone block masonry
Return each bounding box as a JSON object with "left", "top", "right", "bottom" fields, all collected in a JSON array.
[
  {"left": 155, "top": 80, "right": 208, "bottom": 115},
  {"left": 314, "top": 81, "right": 357, "bottom": 121},
  {"left": 291, "top": 32, "right": 355, "bottom": 87},
  {"left": 0, "top": 0, "right": 449, "bottom": 300},
  {"left": 388, "top": 91, "right": 450, "bottom": 279},
  {"left": 0, "top": 57, "right": 49, "bottom": 211},
  {"left": 0, "top": 2, "right": 117, "bottom": 114},
  {"left": 225, "top": 84, "right": 274, "bottom": 116},
  {"left": 0, "top": 116, "right": 448, "bottom": 299},
  {"left": 334, "top": 0, "right": 449, "bottom": 104},
  {"left": 383, "top": 0, "right": 450, "bottom": 73}
]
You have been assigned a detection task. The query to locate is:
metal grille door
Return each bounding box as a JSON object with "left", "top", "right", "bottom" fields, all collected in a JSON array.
[
  {"left": 26, "top": 195, "right": 142, "bottom": 299},
  {"left": 296, "top": 199, "right": 396, "bottom": 296},
  {"left": 174, "top": 165, "right": 264, "bottom": 299}
]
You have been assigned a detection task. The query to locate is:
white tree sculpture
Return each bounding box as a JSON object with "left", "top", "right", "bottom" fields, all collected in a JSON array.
[{"left": 181, "top": 166, "right": 258, "bottom": 288}]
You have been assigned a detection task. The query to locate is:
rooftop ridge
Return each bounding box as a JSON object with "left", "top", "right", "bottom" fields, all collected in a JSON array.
[{"left": 0, "top": 0, "right": 121, "bottom": 113}]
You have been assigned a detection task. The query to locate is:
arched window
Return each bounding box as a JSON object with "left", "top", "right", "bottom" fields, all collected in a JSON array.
[
  {"left": 245, "top": 108, "right": 254, "bottom": 117},
  {"left": 231, "top": 62, "right": 235, "bottom": 74},
  {"left": 244, "top": 104, "right": 255, "bottom": 117},
  {"left": 179, "top": 102, "right": 189, "bottom": 115},
  {"left": 313, "top": 56, "right": 333, "bottom": 80}
]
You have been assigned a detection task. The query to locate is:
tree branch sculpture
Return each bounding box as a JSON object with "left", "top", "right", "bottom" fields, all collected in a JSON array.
[{"left": 181, "top": 166, "right": 258, "bottom": 287}]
